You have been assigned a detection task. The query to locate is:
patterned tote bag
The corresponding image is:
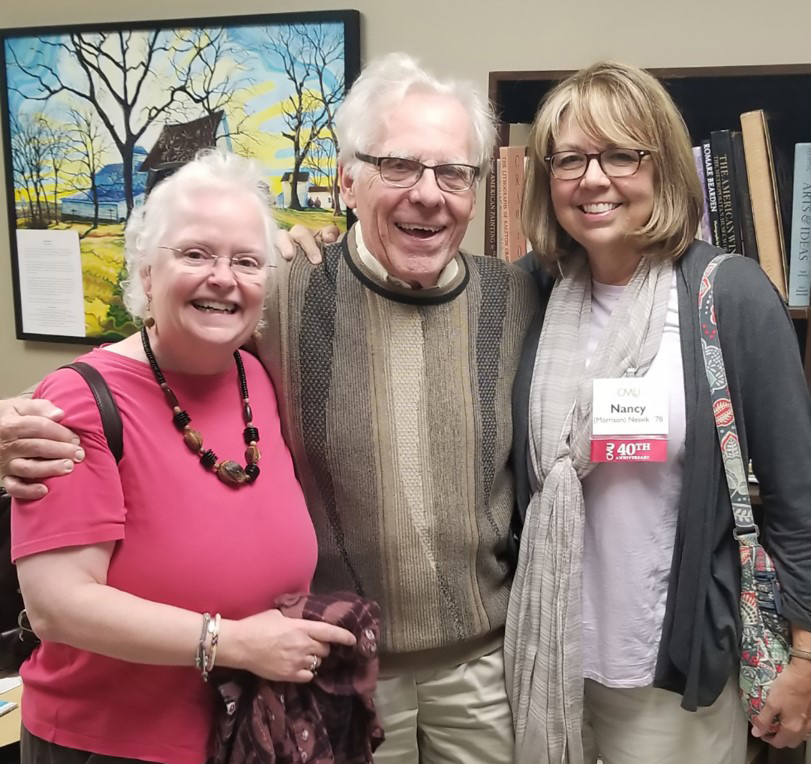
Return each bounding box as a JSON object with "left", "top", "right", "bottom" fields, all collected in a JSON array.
[{"left": 698, "top": 254, "right": 791, "bottom": 724}]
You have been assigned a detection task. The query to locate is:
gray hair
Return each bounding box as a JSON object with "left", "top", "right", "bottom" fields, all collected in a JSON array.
[
  {"left": 335, "top": 53, "right": 496, "bottom": 180},
  {"left": 121, "top": 149, "right": 277, "bottom": 320}
]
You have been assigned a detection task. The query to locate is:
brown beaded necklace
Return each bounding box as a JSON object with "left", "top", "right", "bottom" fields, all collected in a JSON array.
[{"left": 140, "top": 326, "right": 260, "bottom": 486}]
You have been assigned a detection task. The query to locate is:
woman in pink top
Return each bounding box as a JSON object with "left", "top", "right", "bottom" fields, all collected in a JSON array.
[{"left": 11, "top": 151, "right": 356, "bottom": 764}]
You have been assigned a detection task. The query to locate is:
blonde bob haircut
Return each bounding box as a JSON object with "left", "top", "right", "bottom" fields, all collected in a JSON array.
[{"left": 522, "top": 61, "right": 704, "bottom": 265}]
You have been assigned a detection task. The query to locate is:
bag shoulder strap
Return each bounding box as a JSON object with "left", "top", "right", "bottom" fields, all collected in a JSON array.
[
  {"left": 698, "top": 253, "right": 757, "bottom": 539},
  {"left": 59, "top": 362, "right": 123, "bottom": 463}
]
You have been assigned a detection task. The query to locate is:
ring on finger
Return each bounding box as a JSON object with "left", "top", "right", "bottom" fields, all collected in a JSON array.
[{"left": 309, "top": 654, "right": 320, "bottom": 673}]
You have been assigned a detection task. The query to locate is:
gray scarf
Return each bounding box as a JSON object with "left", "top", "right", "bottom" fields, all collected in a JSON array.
[{"left": 504, "top": 251, "right": 673, "bottom": 764}]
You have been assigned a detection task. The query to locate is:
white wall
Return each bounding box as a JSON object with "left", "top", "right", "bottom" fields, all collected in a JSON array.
[{"left": 2, "top": 0, "right": 809, "bottom": 394}]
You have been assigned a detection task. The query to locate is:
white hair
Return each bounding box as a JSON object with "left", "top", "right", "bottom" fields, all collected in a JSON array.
[
  {"left": 335, "top": 53, "right": 497, "bottom": 179},
  {"left": 121, "top": 149, "right": 277, "bottom": 320}
]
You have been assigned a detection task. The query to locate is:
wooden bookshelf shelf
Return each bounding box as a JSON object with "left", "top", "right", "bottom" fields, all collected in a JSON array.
[{"left": 488, "top": 65, "right": 811, "bottom": 147}]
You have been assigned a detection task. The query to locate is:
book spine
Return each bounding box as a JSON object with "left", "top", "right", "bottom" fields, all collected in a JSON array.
[
  {"left": 485, "top": 153, "right": 498, "bottom": 256},
  {"left": 711, "top": 130, "right": 739, "bottom": 253},
  {"left": 692, "top": 146, "right": 712, "bottom": 243},
  {"left": 739, "top": 109, "right": 787, "bottom": 299},
  {"left": 498, "top": 149, "right": 509, "bottom": 261},
  {"left": 502, "top": 145, "right": 527, "bottom": 263},
  {"left": 788, "top": 143, "right": 811, "bottom": 307},
  {"left": 731, "top": 130, "right": 759, "bottom": 261},
  {"left": 701, "top": 138, "right": 722, "bottom": 249}
]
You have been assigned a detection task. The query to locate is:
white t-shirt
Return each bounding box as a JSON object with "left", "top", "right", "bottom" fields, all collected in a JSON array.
[{"left": 581, "top": 272, "right": 686, "bottom": 687}]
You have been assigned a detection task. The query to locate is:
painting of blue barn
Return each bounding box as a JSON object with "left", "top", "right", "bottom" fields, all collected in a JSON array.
[
  {"left": 61, "top": 147, "right": 149, "bottom": 223},
  {"left": 2, "top": 12, "right": 359, "bottom": 342}
]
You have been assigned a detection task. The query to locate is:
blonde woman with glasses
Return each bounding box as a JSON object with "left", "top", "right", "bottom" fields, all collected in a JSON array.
[{"left": 506, "top": 61, "right": 811, "bottom": 764}]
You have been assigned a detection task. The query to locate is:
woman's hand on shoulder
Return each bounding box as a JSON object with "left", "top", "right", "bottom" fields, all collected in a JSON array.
[
  {"left": 218, "top": 607, "right": 356, "bottom": 683},
  {"left": 275, "top": 225, "right": 341, "bottom": 264}
]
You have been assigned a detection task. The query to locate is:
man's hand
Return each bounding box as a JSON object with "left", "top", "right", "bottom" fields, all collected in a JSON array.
[
  {"left": 0, "top": 398, "right": 84, "bottom": 500},
  {"left": 275, "top": 224, "right": 341, "bottom": 264},
  {"left": 751, "top": 656, "right": 811, "bottom": 748}
]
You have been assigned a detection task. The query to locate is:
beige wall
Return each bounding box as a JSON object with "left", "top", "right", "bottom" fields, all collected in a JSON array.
[{"left": 2, "top": 0, "right": 809, "bottom": 395}]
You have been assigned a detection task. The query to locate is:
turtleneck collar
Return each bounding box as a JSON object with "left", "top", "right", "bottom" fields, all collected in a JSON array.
[{"left": 342, "top": 224, "right": 469, "bottom": 306}]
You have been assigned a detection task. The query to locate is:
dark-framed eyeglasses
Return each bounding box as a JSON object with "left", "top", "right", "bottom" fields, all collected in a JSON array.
[
  {"left": 355, "top": 152, "right": 479, "bottom": 192},
  {"left": 158, "top": 245, "right": 271, "bottom": 279},
  {"left": 544, "top": 148, "right": 652, "bottom": 180}
]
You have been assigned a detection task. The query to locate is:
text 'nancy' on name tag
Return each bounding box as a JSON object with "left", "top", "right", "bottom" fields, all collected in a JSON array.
[{"left": 592, "top": 377, "right": 668, "bottom": 436}]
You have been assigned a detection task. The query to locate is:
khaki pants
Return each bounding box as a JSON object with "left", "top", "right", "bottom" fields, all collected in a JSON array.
[
  {"left": 372, "top": 647, "right": 514, "bottom": 764},
  {"left": 582, "top": 677, "right": 749, "bottom": 764}
]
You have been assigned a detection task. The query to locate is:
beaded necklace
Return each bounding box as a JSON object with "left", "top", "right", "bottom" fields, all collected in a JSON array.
[{"left": 140, "top": 326, "right": 260, "bottom": 486}]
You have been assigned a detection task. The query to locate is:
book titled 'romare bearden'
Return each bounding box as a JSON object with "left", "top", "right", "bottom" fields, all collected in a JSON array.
[
  {"left": 788, "top": 143, "right": 811, "bottom": 307},
  {"left": 710, "top": 130, "right": 740, "bottom": 255}
]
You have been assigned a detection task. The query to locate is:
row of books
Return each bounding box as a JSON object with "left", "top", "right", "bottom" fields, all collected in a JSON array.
[
  {"left": 694, "top": 110, "right": 810, "bottom": 306},
  {"left": 488, "top": 115, "right": 811, "bottom": 307}
]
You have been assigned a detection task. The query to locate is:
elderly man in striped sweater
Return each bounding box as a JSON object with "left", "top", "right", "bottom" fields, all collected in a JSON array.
[{"left": 0, "top": 54, "right": 542, "bottom": 764}]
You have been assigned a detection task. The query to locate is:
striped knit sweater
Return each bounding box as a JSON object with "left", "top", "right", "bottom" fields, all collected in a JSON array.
[{"left": 258, "top": 227, "right": 539, "bottom": 664}]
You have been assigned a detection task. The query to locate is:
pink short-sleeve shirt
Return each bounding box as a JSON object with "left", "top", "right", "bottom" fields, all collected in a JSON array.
[{"left": 12, "top": 349, "right": 317, "bottom": 764}]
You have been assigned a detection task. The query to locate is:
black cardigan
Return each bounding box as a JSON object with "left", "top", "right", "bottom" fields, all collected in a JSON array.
[{"left": 509, "top": 241, "right": 811, "bottom": 710}]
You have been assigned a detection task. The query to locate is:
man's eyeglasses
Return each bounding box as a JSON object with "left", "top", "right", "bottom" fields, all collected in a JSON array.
[
  {"left": 544, "top": 148, "right": 652, "bottom": 180},
  {"left": 355, "top": 152, "right": 479, "bottom": 192},
  {"left": 159, "top": 246, "right": 271, "bottom": 279}
]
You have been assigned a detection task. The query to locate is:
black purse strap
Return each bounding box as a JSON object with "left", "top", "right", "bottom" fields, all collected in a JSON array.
[{"left": 59, "top": 362, "right": 123, "bottom": 463}]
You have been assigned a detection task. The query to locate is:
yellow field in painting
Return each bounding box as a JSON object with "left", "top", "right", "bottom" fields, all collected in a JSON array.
[{"left": 271, "top": 208, "right": 347, "bottom": 233}]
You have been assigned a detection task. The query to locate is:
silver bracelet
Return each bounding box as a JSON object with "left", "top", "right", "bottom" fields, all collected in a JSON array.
[
  {"left": 789, "top": 646, "right": 811, "bottom": 662},
  {"left": 204, "top": 613, "right": 222, "bottom": 681},
  {"left": 195, "top": 612, "right": 211, "bottom": 675}
]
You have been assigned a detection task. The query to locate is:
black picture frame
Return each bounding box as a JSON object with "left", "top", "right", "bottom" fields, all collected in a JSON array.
[{"left": 0, "top": 10, "right": 361, "bottom": 344}]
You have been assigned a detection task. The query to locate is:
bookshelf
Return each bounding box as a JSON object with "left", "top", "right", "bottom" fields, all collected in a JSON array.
[{"left": 487, "top": 65, "right": 811, "bottom": 388}]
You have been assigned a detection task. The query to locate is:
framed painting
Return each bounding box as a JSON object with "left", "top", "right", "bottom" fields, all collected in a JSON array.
[{"left": 0, "top": 10, "right": 360, "bottom": 343}]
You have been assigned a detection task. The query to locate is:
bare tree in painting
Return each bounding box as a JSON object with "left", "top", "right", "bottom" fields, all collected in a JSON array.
[
  {"left": 262, "top": 24, "right": 345, "bottom": 211},
  {"left": 9, "top": 114, "right": 51, "bottom": 227},
  {"left": 8, "top": 29, "right": 248, "bottom": 217},
  {"left": 165, "top": 27, "right": 256, "bottom": 153},
  {"left": 303, "top": 135, "right": 333, "bottom": 187},
  {"left": 42, "top": 120, "right": 70, "bottom": 225},
  {"left": 303, "top": 135, "right": 338, "bottom": 210},
  {"left": 9, "top": 116, "right": 35, "bottom": 225},
  {"left": 298, "top": 24, "right": 344, "bottom": 215},
  {"left": 66, "top": 108, "right": 113, "bottom": 235}
]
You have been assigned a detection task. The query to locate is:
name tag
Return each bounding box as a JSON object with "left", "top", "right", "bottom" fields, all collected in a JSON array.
[{"left": 590, "top": 377, "right": 668, "bottom": 463}]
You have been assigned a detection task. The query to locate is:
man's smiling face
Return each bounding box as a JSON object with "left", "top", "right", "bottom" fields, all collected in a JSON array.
[{"left": 339, "top": 91, "right": 477, "bottom": 288}]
